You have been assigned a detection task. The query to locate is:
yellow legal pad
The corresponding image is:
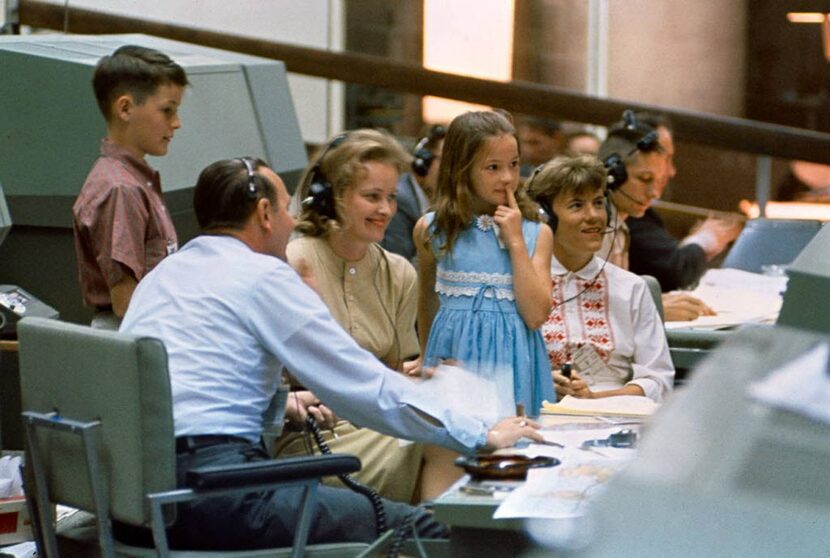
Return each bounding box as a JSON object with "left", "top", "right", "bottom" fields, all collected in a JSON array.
[{"left": 542, "top": 395, "right": 659, "bottom": 418}]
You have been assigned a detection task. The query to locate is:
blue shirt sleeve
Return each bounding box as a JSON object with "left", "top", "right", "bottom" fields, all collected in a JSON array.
[{"left": 246, "top": 266, "right": 489, "bottom": 453}]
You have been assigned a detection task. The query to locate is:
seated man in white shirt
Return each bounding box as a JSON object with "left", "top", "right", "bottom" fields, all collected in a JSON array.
[
  {"left": 527, "top": 155, "right": 675, "bottom": 402},
  {"left": 119, "top": 157, "right": 541, "bottom": 550}
]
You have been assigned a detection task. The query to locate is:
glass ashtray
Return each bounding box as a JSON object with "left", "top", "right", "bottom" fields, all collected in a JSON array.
[{"left": 454, "top": 454, "right": 560, "bottom": 481}]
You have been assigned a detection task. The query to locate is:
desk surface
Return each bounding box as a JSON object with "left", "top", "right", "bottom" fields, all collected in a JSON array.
[
  {"left": 432, "top": 481, "right": 524, "bottom": 532},
  {"left": 432, "top": 414, "right": 642, "bottom": 526},
  {"left": 431, "top": 413, "right": 643, "bottom": 556}
]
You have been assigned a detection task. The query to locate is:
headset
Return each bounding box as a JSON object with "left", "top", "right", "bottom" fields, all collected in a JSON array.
[
  {"left": 238, "top": 157, "right": 259, "bottom": 200},
  {"left": 411, "top": 124, "right": 446, "bottom": 177},
  {"left": 528, "top": 163, "right": 612, "bottom": 233},
  {"left": 531, "top": 110, "right": 659, "bottom": 232},
  {"left": 302, "top": 133, "right": 349, "bottom": 220},
  {"left": 602, "top": 110, "right": 661, "bottom": 192},
  {"left": 528, "top": 109, "right": 660, "bottom": 309}
]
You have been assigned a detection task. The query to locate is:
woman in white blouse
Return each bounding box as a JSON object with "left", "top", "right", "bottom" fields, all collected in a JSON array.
[{"left": 527, "top": 155, "right": 675, "bottom": 402}]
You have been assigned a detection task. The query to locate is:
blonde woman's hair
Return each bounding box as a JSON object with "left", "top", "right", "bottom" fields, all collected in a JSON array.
[{"left": 294, "top": 128, "right": 411, "bottom": 237}]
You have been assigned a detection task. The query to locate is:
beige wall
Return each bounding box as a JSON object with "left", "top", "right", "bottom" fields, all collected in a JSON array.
[
  {"left": 608, "top": 0, "right": 747, "bottom": 116},
  {"left": 534, "top": 0, "right": 747, "bottom": 118},
  {"left": 530, "top": 0, "right": 753, "bottom": 214},
  {"left": 534, "top": 0, "right": 591, "bottom": 92}
]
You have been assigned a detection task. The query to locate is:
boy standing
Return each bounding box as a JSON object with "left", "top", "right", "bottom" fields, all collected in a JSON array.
[{"left": 73, "top": 45, "right": 188, "bottom": 329}]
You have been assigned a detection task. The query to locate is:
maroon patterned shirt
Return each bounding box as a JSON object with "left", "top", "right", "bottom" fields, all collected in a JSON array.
[{"left": 72, "top": 139, "right": 178, "bottom": 307}]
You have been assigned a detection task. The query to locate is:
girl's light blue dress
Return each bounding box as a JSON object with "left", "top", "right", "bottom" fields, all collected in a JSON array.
[{"left": 423, "top": 212, "right": 555, "bottom": 417}]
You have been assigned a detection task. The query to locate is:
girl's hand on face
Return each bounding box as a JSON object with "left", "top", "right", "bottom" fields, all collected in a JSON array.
[{"left": 493, "top": 188, "right": 524, "bottom": 250}]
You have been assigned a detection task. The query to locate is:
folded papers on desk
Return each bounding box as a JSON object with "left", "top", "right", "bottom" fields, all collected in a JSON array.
[
  {"left": 542, "top": 395, "right": 658, "bottom": 418},
  {"left": 666, "top": 268, "right": 787, "bottom": 330},
  {"left": 494, "top": 426, "right": 638, "bottom": 520}
]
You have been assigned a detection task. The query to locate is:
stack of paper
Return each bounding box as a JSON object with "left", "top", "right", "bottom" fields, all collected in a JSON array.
[
  {"left": 542, "top": 395, "right": 658, "bottom": 418},
  {"left": 665, "top": 268, "right": 787, "bottom": 330}
]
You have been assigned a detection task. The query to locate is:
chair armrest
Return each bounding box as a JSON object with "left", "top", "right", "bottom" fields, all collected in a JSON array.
[
  {"left": 185, "top": 454, "right": 361, "bottom": 490},
  {"left": 667, "top": 329, "right": 732, "bottom": 350}
]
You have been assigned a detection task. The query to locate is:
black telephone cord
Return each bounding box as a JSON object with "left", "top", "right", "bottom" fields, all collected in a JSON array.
[{"left": 304, "top": 416, "right": 387, "bottom": 535}]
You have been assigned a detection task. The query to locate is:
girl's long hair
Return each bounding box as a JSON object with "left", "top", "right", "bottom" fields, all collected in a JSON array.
[{"left": 431, "top": 110, "right": 540, "bottom": 255}]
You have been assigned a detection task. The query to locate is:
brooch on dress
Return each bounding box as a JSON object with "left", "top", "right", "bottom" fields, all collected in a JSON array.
[{"left": 475, "top": 215, "right": 495, "bottom": 232}]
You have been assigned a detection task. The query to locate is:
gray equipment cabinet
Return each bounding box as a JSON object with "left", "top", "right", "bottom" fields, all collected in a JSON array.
[{"left": 0, "top": 34, "right": 307, "bottom": 324}]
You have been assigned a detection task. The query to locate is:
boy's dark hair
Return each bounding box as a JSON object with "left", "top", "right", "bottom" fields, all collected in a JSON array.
[
  {"left": 92, "top": 45, "right": 189, "bottom": 120},
  {"left": 193, "top": 158, "right": 275, "bottom": 231}
]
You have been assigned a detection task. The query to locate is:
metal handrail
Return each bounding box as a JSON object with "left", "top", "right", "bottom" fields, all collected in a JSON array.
[{"left": 16, "top": 0, "right": 830, "bottom": 165}]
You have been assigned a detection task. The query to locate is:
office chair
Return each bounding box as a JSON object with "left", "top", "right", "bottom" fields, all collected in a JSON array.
[
  {"left": 641, "top": 274, "right": 730, "bottom": 385},
  {"left": 722, "top": 218, "right": 822, "bottom": 273},
  {"left": 16, "top": 317, "right": 371, "bottom": 558},
  {"left": 665, "top": 329, "right": 732, "bottom": 385},
  {"left": 641, "top": 275, "right": 664, "bottom": 322}
]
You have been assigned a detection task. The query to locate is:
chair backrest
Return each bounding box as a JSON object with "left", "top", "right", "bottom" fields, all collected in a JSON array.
[
  {"left": 17, "top": 317, "right": 176, "bottom": 526},
  {"left": 722, "top": 218, "right": 822, "bottom": 273},
  {"left": 641, "top": 274, "right": 664, "bottom": 322}
]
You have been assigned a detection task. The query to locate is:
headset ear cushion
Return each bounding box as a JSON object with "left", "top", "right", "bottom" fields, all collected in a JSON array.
[
  {"left": 306, "top": 178, "right": 337, "bottom": 220},
  {"left": 536, "top": 197, "right": 557, "bottom": 232},
  {"left": 411, "top": 148, "right": 434, "bottom": 177},
  {"left": 603, "top": 153, "right": 628, "bottom": 190}
]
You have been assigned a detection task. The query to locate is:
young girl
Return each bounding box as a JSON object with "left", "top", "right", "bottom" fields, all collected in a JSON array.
[
  {"left": 527, "top": 155, "right": 674, "bottom": 402},
  {"left": 414, "top": 110, "right": 555, "bottom": 417}
]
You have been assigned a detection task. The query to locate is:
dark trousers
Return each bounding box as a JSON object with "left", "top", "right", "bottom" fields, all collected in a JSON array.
[{"left": 165, "top": 439, "right": 448, "bottom": 551}]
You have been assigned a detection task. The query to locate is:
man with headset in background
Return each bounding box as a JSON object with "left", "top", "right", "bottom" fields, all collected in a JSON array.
[
  {"left": 625, "top": 113, "right": 743, "bottom": 301},
  {"left": 119, "top": 156, "right": 541, "bottom": 550},
  {"left": 595, "top": 122, "right": 666, "bottom": 271},
  {"left": 381, "top": 124, "right": 446, "bottom": 263},
  {"left": 600, "top": 113, "right": 742, "bottom": 322}
]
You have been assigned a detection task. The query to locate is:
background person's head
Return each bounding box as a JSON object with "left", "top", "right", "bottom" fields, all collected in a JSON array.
[
  {"left": 564, "top": 130, "right": 601, "bottom": 157},
  {"left": 634, "top": 112, "right": 675, "bottom": 197},
  {"left": 294, "top": 129, "right": 410, "bottom": 243},
  {"left": 193, "top": 158, "right": 293, "bottom": 259},
  {"left": 412, "top": 124, "right": 447, "bottom": 198},
  {"left": 599, "top": 131, "right": 664, "bottom": 219},
  {"left": 517, "top": 116, "right": 564, "bottom": 167}
]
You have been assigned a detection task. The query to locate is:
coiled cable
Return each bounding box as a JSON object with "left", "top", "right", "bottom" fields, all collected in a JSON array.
[{"left": 304, "top": 415, "right": 387, "bottom": 535}]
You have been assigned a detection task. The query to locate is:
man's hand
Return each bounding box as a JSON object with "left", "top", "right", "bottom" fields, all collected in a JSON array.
[
  {"left": 285, "top": 390, "right": 337, "bottom": 430},
  {"left": 662, "top": 292, "right": 716, "bottom": 322},
  {"left": 485, "top": 416, "right": 543, "bottom": 449},
  {"left": 686, "top": 217, "right": 743, "bottom": 259}
]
